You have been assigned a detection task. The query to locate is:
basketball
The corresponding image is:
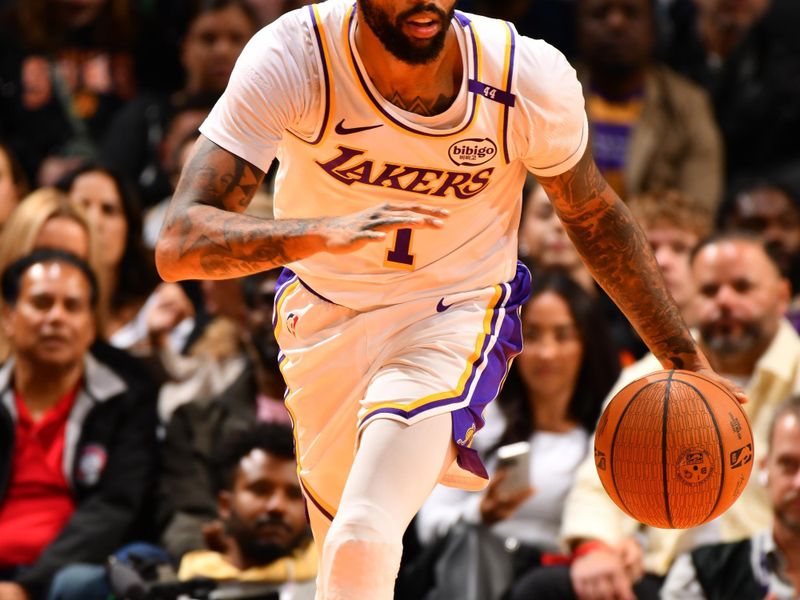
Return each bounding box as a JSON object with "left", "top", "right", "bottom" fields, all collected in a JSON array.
[{"left": 594, "top": 369, "right": 753, "bottom": 529}]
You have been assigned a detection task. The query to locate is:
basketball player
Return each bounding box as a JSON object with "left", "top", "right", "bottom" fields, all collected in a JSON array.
[{"left": 155, "top": 1, "right": 744, "bottom": 598}]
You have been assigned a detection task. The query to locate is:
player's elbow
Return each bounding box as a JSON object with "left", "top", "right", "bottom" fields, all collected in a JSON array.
[{"left": 154, "top": 235, "right": 183, "bottom": 282}]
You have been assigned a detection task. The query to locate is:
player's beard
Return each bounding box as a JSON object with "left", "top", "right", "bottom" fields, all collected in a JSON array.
[{"left": 359, "top": 0, "right": 454, "bottom": 65}]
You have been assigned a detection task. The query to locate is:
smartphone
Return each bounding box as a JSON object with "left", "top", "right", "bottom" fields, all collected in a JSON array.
[{"left": 494, "top": 441, "right": 531, "bottom": 494}]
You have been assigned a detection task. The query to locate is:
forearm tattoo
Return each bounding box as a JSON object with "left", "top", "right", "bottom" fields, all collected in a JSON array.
[
  {"left": 160, "top": 138, "right": 309, "bottom": 278},
  {"left": 539, "top": 155, "right": 697, "bottom": 370}
]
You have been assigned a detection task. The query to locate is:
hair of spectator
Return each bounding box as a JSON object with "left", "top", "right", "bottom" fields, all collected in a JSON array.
[
  {"left": 718, "top": 172, "right": 800, "bottom": 229},
  {"left": 0, "top": 141, "right": 30, "bottom": 200},
  {"left": 171, "top": 130, "right": 202, "bottom": 174},
  {"left": 13, "top": 0, "right": 136, "bottom": 53},
  {"left": 213, "top": 422, "right": 296, "bottom": 493},
  {"left": 628, "top": 189, "right": 714, "bottom": 239},
  {"left": 1, "top": 248, "right": 99, "bottom": 309},
  {"left": 173, "top": 91, "right": 223, "bottom": 114},
  {"left": 0, "top": 188, "right": 91, "bottom": 266},
  {"left": 493, "top": 266, "right": 621, "bottom": 450},
  {"left": 689, "top": 230, "right": 784, "bottom": 274},
  {"left": 767, "top": 395, "right": 800, "bottom": 451},
  {"left": 187, "top": 0, "right": 260, "bottom": 34},
  {"left": 576, "top": 0, "right": 657, "bottom": 22},
  {"left": 56, "top": 163, "right": 159, "bottom": 310}
]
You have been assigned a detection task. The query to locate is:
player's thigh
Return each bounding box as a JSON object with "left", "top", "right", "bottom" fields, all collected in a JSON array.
[{"left": 339, "top": 414, "right": 455, "bottom": 531}]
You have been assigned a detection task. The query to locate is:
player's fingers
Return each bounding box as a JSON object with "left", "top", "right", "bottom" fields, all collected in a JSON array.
[
  {"left": 697, "top": 368, "right": 748, "bottom": 404},
  {"left": 367, "top": 215, "right": 445, "bottom": 231},
  {"left": 353, "top": 230, "right": 387, "bottom": 241},
  {"left": 718, "top": 376, "right": 747, "bottom": 404},
  {"left": 381, "top": 203, "right": 450, "bottom": 217}
]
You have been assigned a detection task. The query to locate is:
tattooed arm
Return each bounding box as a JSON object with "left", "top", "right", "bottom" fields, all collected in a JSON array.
[
  {"left": 155, "top": 137, "right": 448, "bottom": 281},
  {"left": 538, "top": 149, "right": 709, "bottom": 374}
]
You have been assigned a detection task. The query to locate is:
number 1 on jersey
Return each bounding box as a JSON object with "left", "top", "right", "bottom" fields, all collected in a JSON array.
[{"left": 385, "top": 228, "right": 415, "bottom": 269}]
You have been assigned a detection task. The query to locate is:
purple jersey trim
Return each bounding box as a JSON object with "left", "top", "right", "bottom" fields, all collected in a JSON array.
[
  {"left": 275, "top": 267, "right": 335, "bottom": 308},
  {"left": 359, "top": 262, "right": 531, "bottom": 481},
  {"left": 467, "top": 79, "right": 516, "bottom": 107},
  {"left": 501, "top": 21, "right": 517, "bottom": 164},
  {"left": 288, "top": 5, "right": 331, "bottom": 146},
  {"left": 272, "top": 269, "right": 299, "bottom": 328},
  {"left": 346, "top": 9, "right": 480, "bottom": 138},
  {"left": 299, "top": 478, "right": 335, "bottom": 521}
]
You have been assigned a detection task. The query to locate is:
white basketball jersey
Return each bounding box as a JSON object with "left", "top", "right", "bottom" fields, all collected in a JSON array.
[{"left": 201, "top": 0, "right": 588, "bottom": 310}]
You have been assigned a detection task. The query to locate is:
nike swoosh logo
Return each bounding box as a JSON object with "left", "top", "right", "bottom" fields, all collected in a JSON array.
[
  {"left": 436, "top": 298, "right": 453, "bottom": 313},
  {"left": 335, "top": 119, "right": 384, "bottom": 135}
]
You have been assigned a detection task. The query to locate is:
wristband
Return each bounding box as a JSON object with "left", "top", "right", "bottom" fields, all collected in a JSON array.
[{"left": 572, "top": 540, "right": 612, "bottom": 558}]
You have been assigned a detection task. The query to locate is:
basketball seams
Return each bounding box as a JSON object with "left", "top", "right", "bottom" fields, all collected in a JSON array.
[
  {"left": 673, "top": 376, "right": 726, "bottom": 525},
  {"left": 661, "top": 371, "right": 675, "bottom": 528},
  {"left": 608, "top": 383, "right": 658, "bottom": 523},
  {"left": 599, "top": 369, "right": 749, "bottom": 529}
]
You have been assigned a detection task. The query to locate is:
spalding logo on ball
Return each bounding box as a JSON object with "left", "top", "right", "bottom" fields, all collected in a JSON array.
[{"left": 594, "top": 369, "right": 753, "bottom": 529}]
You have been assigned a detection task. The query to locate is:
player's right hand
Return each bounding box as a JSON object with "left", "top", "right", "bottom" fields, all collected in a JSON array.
[
  {"left": 571, "top": 545, "right": 635, "bottom": 600},
  {"left": 315, "top": 203, "right": 449, "bottom": 254}
]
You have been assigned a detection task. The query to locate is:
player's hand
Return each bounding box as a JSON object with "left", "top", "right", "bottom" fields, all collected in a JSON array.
[
  {"left": 0, "top": 583, "right": 31, "bottom": 600},
  {"left": 571, "top": 545, "right": 635, "bottom": 600},
  {"left": 694, "top": 367, "right": 748, "bottom": 405},
  {"left": 315, "top": 203, "right": 449, "bottom": 254},
  {"left": 479, "top": 468, "right": 534, "bottom": 526}
]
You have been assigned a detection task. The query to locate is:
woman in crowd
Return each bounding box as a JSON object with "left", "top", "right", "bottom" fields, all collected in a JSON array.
[
  {"left": 519, "top": 178, "right": 595, "bottom": 294},
  {"left": 414, "top": 269, "right": 621, "bottom": 594},
  {"left": 56, "top": 164, "right": 169, "bottom": 348},
  {"left": 0, "top": 142, "right": 29, "bottom": 230},
  {"left": 58, "top": 163, "right": 252, "bottom": 420}
]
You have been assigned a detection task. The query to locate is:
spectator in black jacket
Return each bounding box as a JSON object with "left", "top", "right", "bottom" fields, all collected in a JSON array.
[{"left": 0, "top": 249, "right": 158, "bottom": 600}]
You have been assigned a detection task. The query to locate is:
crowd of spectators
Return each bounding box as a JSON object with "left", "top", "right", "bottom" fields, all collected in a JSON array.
[{"left": 0, "top": 0, "right": 799, "bottom": 599}]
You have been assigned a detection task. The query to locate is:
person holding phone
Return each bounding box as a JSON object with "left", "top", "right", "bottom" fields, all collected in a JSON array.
[{"left": 416, "top": 269, "right": 620, "bottom": 586}]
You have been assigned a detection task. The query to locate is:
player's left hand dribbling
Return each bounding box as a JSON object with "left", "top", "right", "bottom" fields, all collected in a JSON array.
[{"left": 694, "top": 367, "right": 748, "bottom": 404}]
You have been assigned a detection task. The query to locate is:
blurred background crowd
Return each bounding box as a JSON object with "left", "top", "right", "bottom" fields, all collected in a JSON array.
[{"left": 0, "top": 0, "right": 799, "bottom": 599}]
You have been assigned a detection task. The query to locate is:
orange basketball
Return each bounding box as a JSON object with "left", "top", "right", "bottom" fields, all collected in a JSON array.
[{"left": 594, "top": 369, "right": 753, "bottom": 529}]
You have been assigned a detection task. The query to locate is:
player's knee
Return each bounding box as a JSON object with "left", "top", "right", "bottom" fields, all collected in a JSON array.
[
  {"left": 326, "top": 500, "right": 403, "bottom": 548},
  {"left": 320, "top": 502, "right": 403, "bottom": 598},
  {"left": 324, "top": 500, "right": 403, "bottom": 563}
]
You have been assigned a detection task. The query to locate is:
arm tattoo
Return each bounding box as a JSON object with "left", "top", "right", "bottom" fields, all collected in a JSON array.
[
  {"left": 387, "top": 91, "right": 456, "bottom": 116},
  {"left": 158, "top": 137, "right": 313, "bottom": 279},
  {"left": 538, "top": 153, "right": 699, "bottom": 370}
]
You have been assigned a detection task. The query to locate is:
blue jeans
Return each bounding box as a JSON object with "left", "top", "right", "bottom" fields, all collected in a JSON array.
[
  {"left": 47, "top": 543, "right": 172, "bottom": 600},
  {"left": 47, "top": 564, "right": 107, "bottom": 600}
]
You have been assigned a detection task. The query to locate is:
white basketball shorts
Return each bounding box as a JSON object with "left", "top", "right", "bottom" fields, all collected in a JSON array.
[{"left": 272, "top": 262, "right": 531, "bottom": 521}]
